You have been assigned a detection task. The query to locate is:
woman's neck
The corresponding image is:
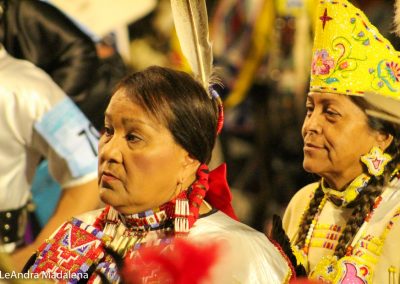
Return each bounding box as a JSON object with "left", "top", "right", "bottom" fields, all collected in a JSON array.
[
  {"left": 323, "top": 170, "right": 364, "bottom": 191},
  {"left": 199, "top": 200, "right": 212, "bottom": 215}
]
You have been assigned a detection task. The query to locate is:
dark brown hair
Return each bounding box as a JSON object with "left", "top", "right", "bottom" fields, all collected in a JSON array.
[
  {"left": 296, "top": 95, "right": 400, "bottom": 259},
  {"left": 113, "top": 66, "right": 218, "bottom": 164}
]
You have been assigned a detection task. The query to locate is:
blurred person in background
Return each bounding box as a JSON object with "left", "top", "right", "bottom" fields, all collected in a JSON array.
[
  {"left": 0, "top": 44, "right": 99, "bottom": 270},
  {"left": 0, "top": 0, "right": 128, "bottom": 131},
  {"left": 281, "top": 0, "right": 400, "bottom": 283},
  {"left": 0, "top": 0, "right": 128, "bottom": 245}
]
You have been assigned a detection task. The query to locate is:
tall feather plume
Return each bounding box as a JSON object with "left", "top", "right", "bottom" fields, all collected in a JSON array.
[
  {"left": 395, "top": 0, "right": 400, "bottom": 36},
  {"left": 170, "top": 0, "right": 213, "bottom": 97}
]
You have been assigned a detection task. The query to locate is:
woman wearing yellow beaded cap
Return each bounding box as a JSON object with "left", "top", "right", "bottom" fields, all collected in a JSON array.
[{"left": 282, "top": 0, "right": 400, "bottom": 283}]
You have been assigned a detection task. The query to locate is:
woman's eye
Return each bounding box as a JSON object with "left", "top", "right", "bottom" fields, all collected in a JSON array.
[
  {"left": 103, "top": 126, "right": 113, "bottom": 136},
  {"left": 326, "top": 109, "right": 339, "bottom": 116},
  {"left": 125, "top": 133, "right": 141, "bottom": 142},
  {"left": 305, "top": 105, "right": 314, "bottom": 116}
]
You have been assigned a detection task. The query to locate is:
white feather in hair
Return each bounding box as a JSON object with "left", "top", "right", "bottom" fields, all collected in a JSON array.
[{"left": 170, "top": 0, "right": 213, "bottom": 97}]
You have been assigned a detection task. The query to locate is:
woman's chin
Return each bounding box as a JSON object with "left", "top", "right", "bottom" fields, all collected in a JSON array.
[
  {"left": 303, "top": 161, "right": 321, "bottom": 175},
  {"left": 99, "top": 189, "right": 115, "bottom": 205}
]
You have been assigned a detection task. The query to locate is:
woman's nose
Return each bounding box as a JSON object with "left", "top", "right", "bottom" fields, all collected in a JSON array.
[
  {"left": 99, "top": 136, "right": 123, "bottom": 164},
  {"left": 303, "top": 111, "right": 322, "bottom": 135}
]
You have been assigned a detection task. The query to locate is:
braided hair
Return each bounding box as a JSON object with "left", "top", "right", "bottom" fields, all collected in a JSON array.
[
  {"left": 295, "top": 184, "right": 325, "bottom": 250},
  {"left": 295, "top": 96, "right": 400, "bottom": 259}
]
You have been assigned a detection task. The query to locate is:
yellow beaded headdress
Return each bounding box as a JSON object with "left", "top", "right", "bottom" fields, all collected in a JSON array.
[{"left": 310, "top": 0, "right": 400, "bottom": 100}]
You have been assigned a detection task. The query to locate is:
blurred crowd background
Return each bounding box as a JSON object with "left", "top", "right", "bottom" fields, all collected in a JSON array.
[{"left": 10, "top": 0, "right": 400, "bottom": 235}]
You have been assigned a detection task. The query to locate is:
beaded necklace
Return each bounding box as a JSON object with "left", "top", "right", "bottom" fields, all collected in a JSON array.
[
  {"left": 94, "top": 191, "right": 209, "bottom": 257},
  {"left": 302, "top": 194, "right": 328, "bottom": 255},
  {"left": 95, "top": 205, "right": 175, "bottom": 257}
]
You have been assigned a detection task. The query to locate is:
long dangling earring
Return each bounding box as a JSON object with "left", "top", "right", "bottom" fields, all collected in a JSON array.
[
  {"left": 174, "top": 181, "right": 189, "bottom": 235},
  {"left": 361, "top": 146, "right": 392, "bottom": 176}
]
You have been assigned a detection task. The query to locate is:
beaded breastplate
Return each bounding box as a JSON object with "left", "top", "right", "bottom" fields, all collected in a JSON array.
[{"left": 30, "top": 204, "right": 181, "bottom": 283}]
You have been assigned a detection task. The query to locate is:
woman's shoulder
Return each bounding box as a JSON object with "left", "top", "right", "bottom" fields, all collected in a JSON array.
[
  {"left": 292, "top": 182, "right": 319, "bottom": 201},
  {"left": 193, "top": 211, "right": 262, "bottom": 236},
  {"left": 284, "top": 182, "right": 319, "bottom": 215},
  {"left": 282, "top": 182, "right": 319, "bottom": 239},
  {"left": 191, "top": 211, "right": 277, "bottom": 253},
  {"left": 286, "top": 182, "right": 319, "bottom": 211},
  {"left": 191, "top": 211, "right": 293, "bottom": 283}
]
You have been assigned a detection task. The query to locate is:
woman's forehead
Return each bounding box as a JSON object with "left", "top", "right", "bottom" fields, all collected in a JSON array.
[
  {"left": 107, "top": 90, "right": 168, "bottom": 129},
  {"left": 111, "top": 88, "right": 130, "bottom": 101},
  {"left": 307, "top": 92, "right": 349, "bottom": 103}
]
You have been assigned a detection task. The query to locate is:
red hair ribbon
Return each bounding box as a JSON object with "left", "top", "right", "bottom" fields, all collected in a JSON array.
[{"left": 206, "top": 163, "right": 238, "bottom": 221}]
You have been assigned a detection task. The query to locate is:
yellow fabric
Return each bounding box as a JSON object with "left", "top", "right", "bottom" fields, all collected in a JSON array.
[
  {"left": 283, "top": 182, "right": 400, "bottom": 283},
  {"left": 310, "top": 0, "right": 400, "bottom": 100}
]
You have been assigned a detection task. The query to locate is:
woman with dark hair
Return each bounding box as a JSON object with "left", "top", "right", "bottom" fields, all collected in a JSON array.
[
  {"left": 282, "top": 1, "right": 400, "bottom": 283},
  {"left": 25, "top": 66, "right": 292, "bottom": 283}
]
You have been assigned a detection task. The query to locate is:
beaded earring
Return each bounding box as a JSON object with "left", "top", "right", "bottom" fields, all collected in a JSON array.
[
  {"left": 360, "top": 146, "right": 392, "bottom": 177},
  {"left": 174, "top": 181, "right": 189, "bottom": 235}
]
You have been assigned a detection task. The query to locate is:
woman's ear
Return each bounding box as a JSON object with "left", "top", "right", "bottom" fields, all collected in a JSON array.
[
  {"left": 183, "top": 153, "right": 201, "bottom": 170},
  {"left": 376, "top": 132, "right": 393, "bottom": 152},
  {"left": 179, "top": 153, "right": 200, "bottom": 189}
]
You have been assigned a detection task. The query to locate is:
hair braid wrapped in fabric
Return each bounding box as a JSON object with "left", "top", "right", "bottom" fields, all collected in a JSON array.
[
  {"left": 295, "top": 185, "right": 325, "bottom": 249},
  {"left": 187, "top": 164, "right": 209, "bottom": 229}
]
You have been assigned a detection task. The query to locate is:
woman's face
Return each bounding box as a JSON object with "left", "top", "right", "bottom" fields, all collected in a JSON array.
[
  {"left": 98, "top": 90, "right": 194, "bottom": 214},
  {"left": 302, "top": 92, "right": 384, "bottom": 189}
]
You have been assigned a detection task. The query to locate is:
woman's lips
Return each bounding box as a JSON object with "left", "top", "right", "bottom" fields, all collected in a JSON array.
[
  {"left": 101, "top": 172, "right": 119, "bottom": 183},
  {"left": 303, "top": 142, "right": 324, "bottom": 152}
]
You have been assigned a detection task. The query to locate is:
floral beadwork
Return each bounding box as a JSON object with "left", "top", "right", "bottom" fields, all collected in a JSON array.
[
  {"left": 311, "top": 37, "right": 366, "bottom": 86},
  {"left": 312, "top": 49, "right": 335, "bottom": 75},
  {"left": 386, "top": 62, "right": 400, "bottom": 82}
]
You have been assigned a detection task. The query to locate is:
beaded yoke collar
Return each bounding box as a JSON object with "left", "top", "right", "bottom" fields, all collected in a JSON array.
[{"left": 321, "top": 173, "right": 371, "bottom": 207}]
